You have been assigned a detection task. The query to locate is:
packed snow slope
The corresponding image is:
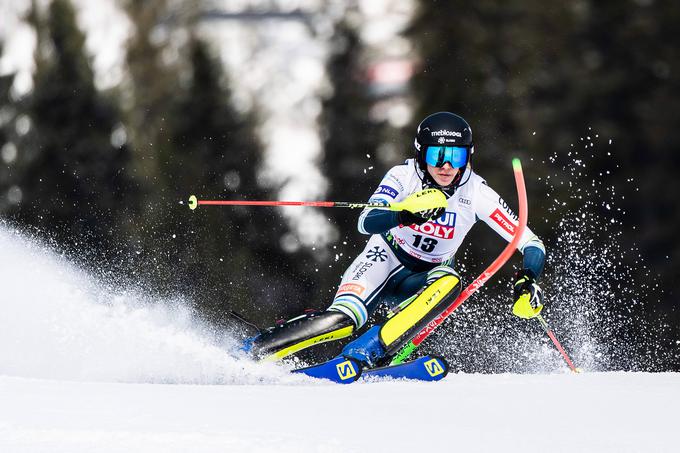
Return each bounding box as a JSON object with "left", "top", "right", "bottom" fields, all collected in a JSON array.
[
  {"left": 1, "top": 224, "right": 678, "bottom": 453},
  {"left": 2, "top": 372, "right": 678, "bottom": 453}
]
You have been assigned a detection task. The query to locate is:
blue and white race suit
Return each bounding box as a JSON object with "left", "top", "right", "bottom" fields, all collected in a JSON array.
[{"left": 328, "top": 158, "right": 545, "bottom": 328}]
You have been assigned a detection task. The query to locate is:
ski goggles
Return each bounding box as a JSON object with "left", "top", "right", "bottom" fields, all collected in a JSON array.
[{"left": 424, "top": 145, "right": 469, "bottom": 168}]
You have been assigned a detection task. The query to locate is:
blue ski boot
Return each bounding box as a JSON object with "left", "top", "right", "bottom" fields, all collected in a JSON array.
[{"left": 341, "top": 325, "right": 386, "bottom": 368}]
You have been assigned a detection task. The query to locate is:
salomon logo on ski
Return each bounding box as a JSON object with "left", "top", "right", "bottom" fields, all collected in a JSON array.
[
  {"left": 336, "top": 360, "right": 358, "bottom": 380},
  {"left": 292, "top": 356, "right": 362, "bottom": 384},
  {"left": 424, "top": 358, "right": 445, "bottom": 377}
]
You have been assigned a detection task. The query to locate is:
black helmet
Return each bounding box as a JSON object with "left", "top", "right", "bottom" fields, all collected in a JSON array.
[{"left": 414, "top": 112, "right": 474, "bottom": 171}]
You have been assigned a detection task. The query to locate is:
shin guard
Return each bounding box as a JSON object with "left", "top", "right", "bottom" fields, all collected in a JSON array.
[{"left": 379, "top": 274, "right": 461, "bottom": 357}]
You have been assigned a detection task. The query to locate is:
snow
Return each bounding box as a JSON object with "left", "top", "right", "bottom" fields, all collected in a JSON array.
[
  {"left": 1, "top": 224, "right": 678, "bottom": 453},
  {"left": 2, "top": 373, "right": 678, "bottom": 452}
]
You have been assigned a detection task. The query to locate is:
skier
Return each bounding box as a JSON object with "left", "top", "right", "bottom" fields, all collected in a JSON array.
[{"left": 244, "top": 112, "right": 546, "bottom": 368}]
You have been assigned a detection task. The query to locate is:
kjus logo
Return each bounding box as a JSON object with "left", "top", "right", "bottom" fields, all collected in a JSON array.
[
  {"left": 424, "top": 358, "right": 445, "bottom": 377},
  {"left": 336, "top": 360, "right": 358, "bottom": 380},
  {"left": 431, "top": 130, "right": 462, "bottom": 137},
  {"left": 386, "top": 175, "right": 405, "bottom": 192},
  {"left": 366, "top": 246, "right": 387, "bottom": 262}
]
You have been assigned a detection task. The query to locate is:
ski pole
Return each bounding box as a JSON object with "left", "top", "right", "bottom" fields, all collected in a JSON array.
[
  {"left": 187, "top": 195, "right": 386, "bottom": 211},
  {"left": 187, "top": 189, "right": 447, "bottom": 213},
  {"left": 391, "top": 157, "right": 528, "bottom": 365},
  {"left": 535, "top": 314, "right": 580, "bottom": 373}
]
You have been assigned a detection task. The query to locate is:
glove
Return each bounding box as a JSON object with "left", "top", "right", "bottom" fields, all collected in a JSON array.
[
  {"left": 398, "top": 206, "right": 445, "bottom": 226},
  {"left": 512, "top": 270, "right": 544, "bottom": 319},
  {"left": 395, "top": 189, "right": 447, "bottom": 225}
]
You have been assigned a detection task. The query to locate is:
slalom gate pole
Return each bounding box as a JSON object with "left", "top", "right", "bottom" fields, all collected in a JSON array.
[
  {"left": 391, "top": 158, "right": 528, "bottom": 365},
  {"left": 535, "top": 314, "right": 580, "bottom": 373},
  {"left": 186, "top": 195, "right": 387, "bottom": 211}
]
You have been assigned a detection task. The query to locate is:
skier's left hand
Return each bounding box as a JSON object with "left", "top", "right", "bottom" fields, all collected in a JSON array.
[{"left": 512, "top": 270, "right": 544, "bottom": 319}]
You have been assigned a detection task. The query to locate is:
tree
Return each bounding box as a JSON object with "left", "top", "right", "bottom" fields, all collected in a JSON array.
[
  {"left": 151, "top": 35, "right": 312, "bottom": 323},
  {"left": 120, "top": 0, "right": 180, "bottom": 247},
  {"left": 9, "top": 0, "right": 132, "bottom": 263},
  {"left": 318, "top": 18, "right": 386, "bottom": 286},
  {"left": 0, "top": 41, "right": 16, "bottom": 209}
]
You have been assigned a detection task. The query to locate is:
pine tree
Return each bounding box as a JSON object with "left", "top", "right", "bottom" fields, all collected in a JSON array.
[
  {"left": 319, "top": 18, "right": 385, "bottom": 278},
  {"left": 120, "top": 0, "right": 179, "bottom": 242},
  {"left": 160, "top": 36, "right": 314, "bottom": 323},
  {"left": 119, "top": 2, "right": 315, "bottom": 324},
  {"left": 0, "top": 43, "right": 18, "bottom": 210},
  {"left": 11, "top": 0, "right": 132, "bottom": 261}
]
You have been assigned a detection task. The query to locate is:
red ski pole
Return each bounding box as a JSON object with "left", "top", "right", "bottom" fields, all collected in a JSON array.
[
  {"left": 186, "top": 190, "right": 448, "bottom": 213},
  {"left": 187, "top": 195, "right": 384, "bottom": 210},
  {"left": 536, "top": 314, "right": 580, "bottom": 373}
]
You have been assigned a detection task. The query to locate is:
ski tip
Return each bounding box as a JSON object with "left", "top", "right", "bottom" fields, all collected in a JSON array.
[
  {"left": 188, "top": 195, "right": 198, "bottom": 210},
  {"left": 425, "top": 355, "right": 449, "bottom": 380},
  {"left": 512, "top": 158, "right": 522, "bottom": 171}
]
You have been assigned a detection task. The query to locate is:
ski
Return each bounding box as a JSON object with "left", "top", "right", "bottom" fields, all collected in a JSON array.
[
  {"left": 292, "top": 356, "right": 363, "bottom": 384},
  {"left": 293, "top": 355, "right": 448, "bottom": 383},
  {"left": 361, "top": 355, "right": 448, "bottom": 382}
]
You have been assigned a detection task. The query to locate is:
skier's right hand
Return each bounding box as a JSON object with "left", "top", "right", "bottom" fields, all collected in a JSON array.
[
  {"left": 398, "top": 207, "right": 444, "bottom": 226},
  {"left": 396, "top": 189, "right": 447, "bottom": 225}
]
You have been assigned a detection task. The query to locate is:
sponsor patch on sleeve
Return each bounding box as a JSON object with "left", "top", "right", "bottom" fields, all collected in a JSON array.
[
  {"left": 490, "top": 208, "right": 516, "bottom": 235},
  {"left": 374, "top": 184, "right": 399, "bottom": 199},
  {"left": 337, "top": 283, "right": 366, "bottom": 296}
]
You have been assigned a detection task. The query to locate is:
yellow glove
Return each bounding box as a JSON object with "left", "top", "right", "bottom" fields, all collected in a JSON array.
[
  {"left": 512, "top": 271, "right": 544, "bottom": 319},
  {"left": 391, "top": 189, "right": 448, "bottom": 214}
]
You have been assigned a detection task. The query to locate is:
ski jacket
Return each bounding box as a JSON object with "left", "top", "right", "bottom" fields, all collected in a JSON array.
[{"left": 358, "top": 159, "right": 545, "bottom": 275}]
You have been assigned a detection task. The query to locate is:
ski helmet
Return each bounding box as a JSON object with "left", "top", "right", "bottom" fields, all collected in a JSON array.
[{"left": 414, "top": 112, "right": 474, "bottom": 172}]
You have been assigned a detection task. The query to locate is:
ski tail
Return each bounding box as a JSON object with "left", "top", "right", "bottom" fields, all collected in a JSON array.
[{"left": 228, "top": 310, "right": 261, "bottom": 334}]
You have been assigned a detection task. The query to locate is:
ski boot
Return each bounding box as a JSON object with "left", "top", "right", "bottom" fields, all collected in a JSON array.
[
  {"left": 244, "top": 310, "right": 355, "bottom": 361},
  {"left": 343, "top": 268, "right": 462, "bottom": 367}
]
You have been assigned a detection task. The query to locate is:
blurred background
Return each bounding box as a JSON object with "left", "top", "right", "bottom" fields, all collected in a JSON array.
[{"left": 1, "top": 0, "right": 678, "bottom": 371}]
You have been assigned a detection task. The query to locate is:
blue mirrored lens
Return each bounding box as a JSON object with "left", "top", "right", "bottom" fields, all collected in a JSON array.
[{"left": 424, "top": 146, "right": 468, "bottom": 168}]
